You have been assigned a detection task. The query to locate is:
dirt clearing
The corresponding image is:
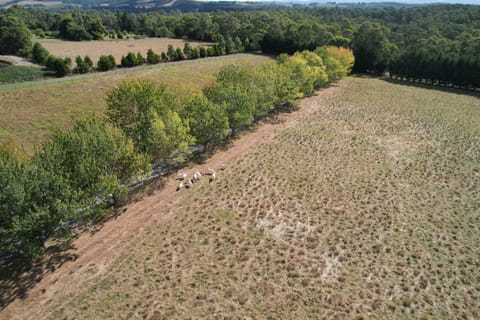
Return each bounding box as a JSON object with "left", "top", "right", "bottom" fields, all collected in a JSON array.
[{"left": 1, "top": 78, "right": 479, "bottom": 319}]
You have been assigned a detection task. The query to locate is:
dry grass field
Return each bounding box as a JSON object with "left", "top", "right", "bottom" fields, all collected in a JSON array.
[
  {"left": 1, "top": 77, "right": 478, "bottom": 319},
  {"left": 0, "top": 54, "right": 272, "bottom": 152},
  {"left": 39, "top": 38, "right": 212, "bottom": 65}
]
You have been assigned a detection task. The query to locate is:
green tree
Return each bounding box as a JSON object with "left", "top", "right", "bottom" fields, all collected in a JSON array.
[
  {"left": 97, "top": 54, "right": 116, "bottom": 71},
  {"left": 199, "top": 47, "right": 207, "bottom": 58},
  {"left": 225, "top": 36, "right": 235, "bottom": 54},
  {"left": 36, "top": 116, "right": 147, "bottom": 204},
  {"left": 59, "top": 16, "right": 92, "bottom": 41},
  {"left": 87, "top": 17, "right": 106, "bottom": 40},
  {"left": 74, "top": 55, "right": 93, "bottom": 74},
  {"left": 180, "top": 94, "right": 229, "bottom": 146},
  {"left": 204, "top": 65, "right": 256, "bottom": 133},
  {"left": 161, "top": 52, "right": 168, "bottom": 62},
  {"left": 136, "top": 52, "right": 145, "bottom": 65},
  {"left": 167, "top": 44, "right": 175, "bottom": 61},
  {"left": 31, "top": 42, "right": 49, "bottom": 65},
  {"left": 183, "top": 42, "right": 192, "bottom": 57},
  {"left": 121, "top": 52, "right": 138, "bottom": 67},
  {"left": 352, "top": 22, "right": 397, "bottom": 72},
  {"left": 46, "top": 56, "right": 71, "bottom": 77},
  {"left": 147, "top": 49, "right": 161, "bottom": 64},
  {"left": 106, "top": 80, "right": 193, "bottom": 160},
  {"left": 0, "top": 142, "right": 73, "bottom": 258},
  {"left": 173, "top": 48, "right": 185, "bottom": 61},
  {"left": 189, "top": 47, "right": 200, "bottom": 59},
  {"left": 0, "top": 14, "right": 32, "bottom": 56}
]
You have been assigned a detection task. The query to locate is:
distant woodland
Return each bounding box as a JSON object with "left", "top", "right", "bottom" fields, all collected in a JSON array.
[{"left": 1, "top": 4, "right": 479, "bottom": 87}]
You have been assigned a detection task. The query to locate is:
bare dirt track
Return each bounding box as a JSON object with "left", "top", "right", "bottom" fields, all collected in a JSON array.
[{"left": 1, "top": 78, "right": 479, "bottom": 319}]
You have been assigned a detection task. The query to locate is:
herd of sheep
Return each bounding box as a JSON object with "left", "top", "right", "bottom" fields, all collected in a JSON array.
[{"left": 175, "top": 163, "right": 227, "bottom": 191}]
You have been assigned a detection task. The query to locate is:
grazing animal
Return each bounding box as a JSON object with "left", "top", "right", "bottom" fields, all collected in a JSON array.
[
  {"left": 184, "top": 179, "right": 193, "bottom": 189},
  {"left": 177, "top": 172, "right": 187, "bottom": 180},
  {"left": 193, "top": 171, "right": 202, "bottom": 181},
  {"left": 220, "top": 163, "right": 227, "bottom": 170},
  {"left": 207, "top": 167, "right": 216, "bottom": 175},
  {"left": 176, "top": 182, "right": 184, "bottom": 191},
  {"left": 209, "top": 171, "right": 216, "bottom": 183}
]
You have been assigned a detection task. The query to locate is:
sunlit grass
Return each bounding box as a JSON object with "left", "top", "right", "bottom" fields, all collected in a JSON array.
[
  {"left": 0, "top": 54, "right": 273, "bottom": 152},
  {"left": 21, "top": 77, "right": 480, "bottom": 319}
]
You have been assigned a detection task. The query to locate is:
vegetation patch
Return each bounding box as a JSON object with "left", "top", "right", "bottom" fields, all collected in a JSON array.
[
  {"left": 0, "top": 66, "right": 45, "bottom": 84},
  {"left": 0, "top": 54, "right": 272, "bottom": 151}
]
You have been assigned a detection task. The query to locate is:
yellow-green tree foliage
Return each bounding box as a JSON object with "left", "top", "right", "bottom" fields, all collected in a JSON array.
[
  {"left": 106, "top": 80, "right": 194, "bottom": 161},
  {"left": 316, "top": 46, "right": 355, "bottom": 82}
]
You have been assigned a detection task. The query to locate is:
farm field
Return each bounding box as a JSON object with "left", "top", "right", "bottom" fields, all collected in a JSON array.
[
  {"left": 1, "top": 77, "right": 479, "bottom": 319},
  {"left": 39, "top": 38, "right": 212, "bottom": 65},
  {"left": 0, "top": 54, "right": 272, "bottom": 152}
]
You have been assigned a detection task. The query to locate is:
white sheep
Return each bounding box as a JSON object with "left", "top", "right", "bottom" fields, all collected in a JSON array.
[
  {"left": 209, "top": 171, "right": 216, "bottom": 183},
  {"left": 176, "top": 181, "right": 184, "bottom": 191},
  {"left": 177, "top": 172, "right": 187, "bottom": 180},
  {"left": 193, "top": 171, "right": 202, "bottom": 181},
  {"left": 184, "top": 179, "right": 193, "bottom": 189}
]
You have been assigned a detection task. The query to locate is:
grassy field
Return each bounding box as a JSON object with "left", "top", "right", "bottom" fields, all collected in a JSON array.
[
  {"left": 39, "top": 38, "right": 212, "bottom": 65},
  {"left": 0, "top": 54, "right": 272, "bottom": 152},
  {"left": 12, "top": 77, "right": 477, "bottom": 319}
]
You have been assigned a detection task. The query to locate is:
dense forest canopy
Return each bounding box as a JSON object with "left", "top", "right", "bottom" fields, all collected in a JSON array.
[{"left": 1, "top": 4, "right": 479, "bottom": 86}]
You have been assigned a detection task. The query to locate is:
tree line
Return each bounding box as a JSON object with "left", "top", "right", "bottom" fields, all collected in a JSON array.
[
  {"left": 28, "top": 41, "right": 232, "bottom": 77},
  {"left": 1, "top": 4, "right": 479, "bottom": 88},
  {"left": 0, "top": 46, "right": 354, "bottom": 258}
]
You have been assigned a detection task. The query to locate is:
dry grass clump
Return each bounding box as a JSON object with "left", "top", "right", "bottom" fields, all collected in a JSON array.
[{"left": 40, "top": 78, "right": 479, "bottom": 319}]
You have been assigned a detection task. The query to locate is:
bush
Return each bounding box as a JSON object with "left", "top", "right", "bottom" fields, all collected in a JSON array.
[
  {"left": 121, "top": 52, "right": 140, "bottom": 68},
  {"left": 45, "top": 55, "right": 71, "bottom": 77},
  {"left": 31, "top": 43, "right": 49, "bottom": 65},
  {"left": 74, "top": 55, "right": 93, "bottom": 74},
  {"left": 97, "top": 54, "right": 116, "bottom": 71},
  {"left": 147, "top": 49, "right": 161, "bottom": 64}
]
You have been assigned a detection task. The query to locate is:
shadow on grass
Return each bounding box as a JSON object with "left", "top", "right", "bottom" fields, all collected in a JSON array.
[
  {"left": 0, "top": 242, "right": 78, "bottom": 310},
  {"left": 373, "top": 76, "right": 480, "bottom": 99},
  {"left": 386, "top": 78, "right": 479, "bottom": 99}
]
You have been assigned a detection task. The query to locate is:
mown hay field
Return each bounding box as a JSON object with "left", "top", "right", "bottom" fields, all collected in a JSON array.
[
  {"left": 39, "top": 38, "right": 212, "bottom": 65},
  {"left": 10, "top": 77, "right": 478, "bottom": 319},
  {"left": 0, "top": 54, "right": 272, "bottom": 152}
]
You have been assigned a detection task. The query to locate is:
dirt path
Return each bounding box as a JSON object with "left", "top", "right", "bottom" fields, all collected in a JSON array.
[
  {"left": 0, "top": 82, "right": 345, "bottom": 320},
  {"left": 0, "top": 55, "right": 39, "bottom": 67}
]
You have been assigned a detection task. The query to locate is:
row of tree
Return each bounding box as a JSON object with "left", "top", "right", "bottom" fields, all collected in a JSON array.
[
  {"left": 29, "top": 41, "right": 229, "bottom": 77},
  {"left": 1, "top": 5, "right": 479, "bottom": 88},
  {"left": 0, "top": 46, "right": 354, "bottom": 258}
]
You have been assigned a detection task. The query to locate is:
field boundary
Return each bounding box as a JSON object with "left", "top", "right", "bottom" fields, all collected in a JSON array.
[{"left": 0, "top": 54, "right": 251, "bottom": 92}]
